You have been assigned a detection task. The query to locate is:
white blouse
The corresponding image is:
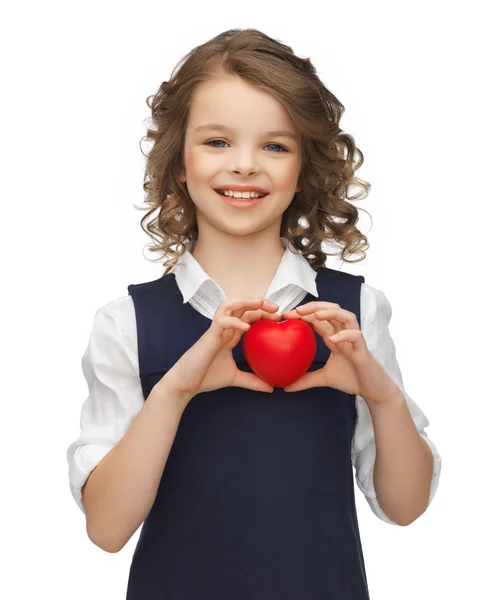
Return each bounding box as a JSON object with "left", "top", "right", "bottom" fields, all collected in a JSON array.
[{"left": 67, "top": 238, "right": 442, "bottom": 525}]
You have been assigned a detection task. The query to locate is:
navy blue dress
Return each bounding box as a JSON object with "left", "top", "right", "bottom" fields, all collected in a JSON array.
[{"left": 125, "top": 266, "right": 370, "bottom": 599}]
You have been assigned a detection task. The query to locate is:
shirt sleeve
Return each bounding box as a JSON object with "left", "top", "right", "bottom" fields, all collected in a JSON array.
[
  {"left": 351, "top": 283, "right": 442, "bottom": 525},
  {"left": 66, "top": 296, "right": 144, "bottom": 515}
]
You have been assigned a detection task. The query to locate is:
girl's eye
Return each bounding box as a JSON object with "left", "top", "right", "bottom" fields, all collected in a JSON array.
[
  {"left": 264, "top": 143, "right": 287, "bottom": 152},
  {"left": 205, "top": 140, "right": 287, "bottom": 152},
  {"left": 206, "top": 139, "right": 229, "bottom": 148}
]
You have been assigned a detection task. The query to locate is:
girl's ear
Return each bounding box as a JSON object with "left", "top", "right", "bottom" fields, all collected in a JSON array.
[
  {"left": 176, "top": 166, "right": 186, "bottom": 184},
  {"left": 295, "top": 182, "right": 302, "bottom": 193}
]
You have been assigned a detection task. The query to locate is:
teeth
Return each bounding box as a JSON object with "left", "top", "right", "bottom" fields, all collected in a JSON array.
[{"left": 218, "top": 190, "right": 265, "bottom": 198}]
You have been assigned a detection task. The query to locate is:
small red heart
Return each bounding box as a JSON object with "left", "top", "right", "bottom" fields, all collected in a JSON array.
[{"left": 242, "top": 319, "right": 317, "bottom": 388}]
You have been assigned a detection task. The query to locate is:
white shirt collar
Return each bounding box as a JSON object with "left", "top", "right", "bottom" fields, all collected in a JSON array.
[{"left": 172, "top": 237, "right": 319, "bottom": 304}]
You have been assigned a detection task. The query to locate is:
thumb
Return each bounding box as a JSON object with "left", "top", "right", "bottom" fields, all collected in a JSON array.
[
  {"left": 283, "top": 370, "right": 324, "bottom": 393},
  {"left": 234, "top": 369, "right": 274, "bottom": 393}
]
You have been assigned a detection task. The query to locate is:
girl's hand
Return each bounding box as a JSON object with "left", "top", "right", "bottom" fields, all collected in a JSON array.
[
  {"left": 161, "top": 297, "right": 282, "bottom": 403},
  {"left": 280, "top": 302, "right": 401, "bottom": 405}
]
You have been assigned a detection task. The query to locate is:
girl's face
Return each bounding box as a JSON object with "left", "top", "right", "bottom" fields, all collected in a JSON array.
[{"left": 178, "top": 74, "right": 302, "bottom": 238}]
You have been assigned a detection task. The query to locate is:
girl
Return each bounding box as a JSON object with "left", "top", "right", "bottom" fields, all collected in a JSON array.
[{"left": 67, "top": 28, "right": 442, "bottom": 599}]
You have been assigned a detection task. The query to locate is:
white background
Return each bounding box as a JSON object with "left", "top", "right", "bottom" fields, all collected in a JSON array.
[{"left": 2, "top": 0, "right": 479, "bottom": 598}]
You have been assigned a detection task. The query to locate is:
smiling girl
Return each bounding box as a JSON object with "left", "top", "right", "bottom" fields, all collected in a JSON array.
[{"left": 67, "top": 28, "right": 442, "bottom": 600}]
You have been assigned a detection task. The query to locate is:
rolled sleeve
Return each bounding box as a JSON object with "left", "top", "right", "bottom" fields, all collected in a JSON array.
[
  {"left": 352, "top": 285, "right": 442, "bottom": 525},
  {"left": 66, "top": 297, "right": 144, "bottom": 514}
]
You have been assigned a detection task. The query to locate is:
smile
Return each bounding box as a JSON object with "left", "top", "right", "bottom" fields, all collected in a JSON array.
[
  {"left": 214, "top": 189, "right": 269, "bottom": 209},
  {"left": 214, "top": 189, "right": 269, "bottom": 199}
]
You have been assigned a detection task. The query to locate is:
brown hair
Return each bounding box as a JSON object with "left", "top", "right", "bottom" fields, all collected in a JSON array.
[{"left": 136, "top": 28, "right": 371, "bottom": 274}]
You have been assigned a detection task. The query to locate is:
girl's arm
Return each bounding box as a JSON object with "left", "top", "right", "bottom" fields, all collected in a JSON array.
[
  {"left": 83, "top": 380, "right": 190, "bottom": 553},
  {"left": 369, "top": 388, "right": 435, "bottom": 525},
  {"left": 67, "top": 299, "right": 192, "bottom": 553},
  {"left": 352, "top": 286, "right": 442, "bottom": 525}
]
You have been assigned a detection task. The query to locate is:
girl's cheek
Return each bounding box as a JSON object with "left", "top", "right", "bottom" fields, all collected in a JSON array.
[{"left": 188, "top": 151, "right": 218, "bottom": 175}]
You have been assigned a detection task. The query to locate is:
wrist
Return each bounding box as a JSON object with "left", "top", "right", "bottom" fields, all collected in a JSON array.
[
  {"left": 365, "top": 385, "right": 406, "bottom": 411},
  {"left": 152, "top": 380, "right": 193, "bottom": 413}
]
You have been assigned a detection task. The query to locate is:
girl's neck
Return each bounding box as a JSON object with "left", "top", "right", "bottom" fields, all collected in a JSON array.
[{"left": 191, "top": 229, "right": 285, "bottom": 300}]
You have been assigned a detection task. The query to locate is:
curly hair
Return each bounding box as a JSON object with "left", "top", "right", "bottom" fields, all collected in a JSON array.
[{"left": 135, "top": 28, "right": 371, "bottom": 275}]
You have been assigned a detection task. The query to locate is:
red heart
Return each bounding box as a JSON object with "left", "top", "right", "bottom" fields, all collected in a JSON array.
[{"left": 242, "top": 319, "right": 317, "bottom": 388}]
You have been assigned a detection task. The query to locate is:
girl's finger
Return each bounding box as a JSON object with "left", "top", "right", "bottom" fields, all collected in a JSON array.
[
  {"left": 233, "top": 369, "right": 274, "bottom": 393},
  {"left": 243, "top": 310, "right": 282, "bottom": 324},
  {"left": 281, "top": 303, "right": 337, "bottom": 319},
  {"left": 220, "top": 297, "right": 276, "bottom": 315},
  {"left": 255, "top": 300, "right": 279, "bottom": 312},
  {"left": 315, "top": 308, "right": 359, "bottom": 330},
  {"left": 281, "top": 310, "right": 315, "bottom": 321},
  {"left": 329, "top": 328, "right": 366, "bottom": 351},
  {"left": 280, "top": 311, "right": 336, "bottom": 336},
  {"left": 215, "top": 315, "right": 251, "bottom": 333},
  {"left": 314, "top": 311, "right": 344, "bottom": 335},
  {"left": 294, "top": 301, "right": 341, "bottom": 314}
]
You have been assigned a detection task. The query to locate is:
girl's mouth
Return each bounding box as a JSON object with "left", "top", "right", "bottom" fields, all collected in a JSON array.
[
  {"left": 214, "top": 189, "right": 269, "bottom": 199},
  {"left": 214, "top": 189, "right": 269, "bottom": 208}
]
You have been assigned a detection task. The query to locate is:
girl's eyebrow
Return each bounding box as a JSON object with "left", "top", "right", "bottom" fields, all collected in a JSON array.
[{"left": 195, "top": 123, "right": 298, "bottom": 141}]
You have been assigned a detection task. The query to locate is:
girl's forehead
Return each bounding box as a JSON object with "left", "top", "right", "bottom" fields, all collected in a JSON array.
[
  {"left": 187, "top": 77, "right": 298, "bottom": 136},
  {"left": 191, "top": 75, "right": 271, "bottom": 104}
]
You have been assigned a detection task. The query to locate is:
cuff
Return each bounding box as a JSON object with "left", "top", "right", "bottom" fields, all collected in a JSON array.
[{"left": 67, "top": 443, "right": 113, "bottom": 515}]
